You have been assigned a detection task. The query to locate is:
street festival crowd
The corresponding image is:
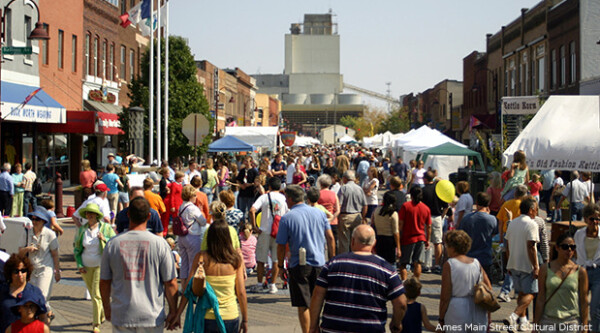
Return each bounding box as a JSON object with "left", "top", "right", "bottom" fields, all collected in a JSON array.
[{"left": 0, "top": 146, "right": 598, "bottom": 333}]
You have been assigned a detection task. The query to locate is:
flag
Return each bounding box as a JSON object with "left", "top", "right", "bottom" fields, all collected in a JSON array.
[
  {"left": 160, "top": 4, "right": 168, "bottom": 27},
  {"left": 119, "top": 1, "right": 143, "bottom": 28},
  {"left": 140, "top": 11, "right": 158, "bottom": 36},
  {"left": 141, "top": 0, "right": 151, "bottom": 19},
  {"left": 23, "top": 87, "right": 43, "bottom": 106},
  {"left": 469, "top": 115, "right": 482, "bottom": 131}
]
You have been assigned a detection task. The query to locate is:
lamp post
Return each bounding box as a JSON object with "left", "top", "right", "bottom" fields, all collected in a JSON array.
[{"left": 0, "top": 0, "right": 49, "bottom": 161}]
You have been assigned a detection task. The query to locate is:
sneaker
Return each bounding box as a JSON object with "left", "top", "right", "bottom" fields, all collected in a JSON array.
[
  {"left": 268, "top": 283, "right": 278, "bottom": 294},
  {"left": 518, "top": 318, "right": 532, "bottom": 331},
  {"left": 497, "top": 292, "right": 511, "bottom": 302},
  {"left": 503, "top": 314, "right": 518, "bottom": 333},
  {"left": 432, "top": 266, "right": 442, "bottom": 274},
  {"left": 249, "top": 284, "right": 264, "bottom": 293},
  {"left": 422, "top": 266, "right": 431, "bottom": 273}
]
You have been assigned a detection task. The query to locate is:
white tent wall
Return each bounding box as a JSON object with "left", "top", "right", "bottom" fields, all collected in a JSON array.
[
  {"left": 224, "top": 126, "right": 279, "bottom": 151},
  {"left": 398, "top": 149, "right": 466, "bottom": 180},
  {"left": 503, "top": 96, "right": 600, "bottom": 171}
]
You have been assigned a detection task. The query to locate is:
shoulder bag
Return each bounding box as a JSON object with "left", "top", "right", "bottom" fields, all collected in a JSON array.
[
  {"left": 173, "top": 203, "right": 193, "bottom": 236},
  {"left": 268, "top": 193, "right": 281, "bottom": 238},
  {"left": 544, "top": 263, "right": 575, "bottom": 305},
  {"left": 473, "top": 264, "right": 501, "bottom": 312}
]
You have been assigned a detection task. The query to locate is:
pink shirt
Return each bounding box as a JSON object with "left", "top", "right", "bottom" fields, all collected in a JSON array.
[
  {"left": 318, "top": 189, "right": 338, "bottom": 225},
  {"left": 240, "top": 233, "right": 257, "bottom": 268}
]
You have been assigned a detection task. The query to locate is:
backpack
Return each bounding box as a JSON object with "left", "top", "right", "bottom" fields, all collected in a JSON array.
[
  {"left": 32, "top": 178, "right": 43, "bottom": 196},
  {"left": 172, "top": 204, "right": 192, "bottom": 236}
]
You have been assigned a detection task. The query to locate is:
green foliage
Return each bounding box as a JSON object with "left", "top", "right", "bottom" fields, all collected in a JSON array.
[
  {"left": 119, "top": 35, "right": 212, "bottom": 160},
  {"left": 379, "top": 107, "right": 410, "bottom": 134},
  {"left": 339, "top": 115, "right": 357, "bottom": 129}
]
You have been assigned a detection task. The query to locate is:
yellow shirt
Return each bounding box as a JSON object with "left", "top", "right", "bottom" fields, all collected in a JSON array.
[
  {"left": 497, "top": 199, "right": 521, "bottom": 234},
  {"left": 204, "top": 274, "right": 238, "bottom": 320},
  {"left": 201, "top": 225, "right": 241, "bottom": 251}
]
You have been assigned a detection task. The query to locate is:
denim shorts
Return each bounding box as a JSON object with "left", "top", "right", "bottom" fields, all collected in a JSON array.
[
  {"left": 118, "top": 191, "right": 129, "bottom": 204},
  {"left": 510, "top": 269, "right": 538, "bottom": 294}
]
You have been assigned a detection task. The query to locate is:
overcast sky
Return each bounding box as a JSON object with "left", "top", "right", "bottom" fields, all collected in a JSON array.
[{"left": 169, "top": 0, "right": 541, "bottom": 105}]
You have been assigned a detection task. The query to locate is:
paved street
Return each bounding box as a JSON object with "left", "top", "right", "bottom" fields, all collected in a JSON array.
[{"left": 46, "top": 191, "right": 534, "bottom": 332}]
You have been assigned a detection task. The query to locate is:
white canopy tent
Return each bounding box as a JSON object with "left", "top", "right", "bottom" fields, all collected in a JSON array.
[
  {"left": 224, "top": 126, "right": 279, "bottom": 151},
  {"left": 293, "top": 136, "right": 321, "bottom": 147},
  {"left": 503, "top": 95, "right": 600, "bottom": 171},
  {"left": 363, "top": 131, "right": 396, "bottom": 148},
  {"left": 390, "top": 125, "right": 468, "bottom": 179},
  {"left": 339, "top": 134, "right": 356, "bottom": 143}
]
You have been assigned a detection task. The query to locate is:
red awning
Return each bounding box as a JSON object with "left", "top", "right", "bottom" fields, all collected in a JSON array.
[{"left": 37, "top": 110, "right": 124, "bottom": 135}]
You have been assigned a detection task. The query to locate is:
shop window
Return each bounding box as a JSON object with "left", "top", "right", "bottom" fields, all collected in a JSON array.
[{"left": 36, "top": 134, "right": 70, "bottom": 185}]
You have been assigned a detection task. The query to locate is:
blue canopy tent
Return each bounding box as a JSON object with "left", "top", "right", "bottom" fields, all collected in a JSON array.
[{"left": 208, "top": 135, "right": 256, "bottom": 152}]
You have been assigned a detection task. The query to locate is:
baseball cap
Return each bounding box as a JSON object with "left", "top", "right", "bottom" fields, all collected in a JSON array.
[{"left": 93, "top": 180, "right": 109, "bottom": 192}]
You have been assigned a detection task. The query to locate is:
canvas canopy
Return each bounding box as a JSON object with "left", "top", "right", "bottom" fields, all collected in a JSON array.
[
  {"left": 503, "top": 95, "right": 600, "bottom": 171},
  {"left": 339, "top": 135, "right": 356, "bottom": 143},
  {"left": 293, "top": 136, "right": 320, "bottom": 147},
  {"left": 420, "top": 142, "right": 484, "bottom": 170},
  {"left": 224, "top": 126, "right": 279, "bottom": 150},
  {"left": 208, "top": 135, "right": 256, "bottom": 152}
]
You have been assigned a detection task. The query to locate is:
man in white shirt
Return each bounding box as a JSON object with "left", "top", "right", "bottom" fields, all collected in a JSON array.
[
  {"left": 183, "top": 160, "right": 201, "bottom": 185},
  {"left": 503, "top": 197, "right": 539, "bottom": 331},
  {"left": 559, "top": 171, "right": 590, "bottom": 221},
  {"left": 286, "top": 156, "right": 296, "bottom": 186},
  {"left": 74, "top": 181, "right": 111, "bottom": 227},
  {"left": 249, "top": 177, "right": 289, "bottom": 294}
]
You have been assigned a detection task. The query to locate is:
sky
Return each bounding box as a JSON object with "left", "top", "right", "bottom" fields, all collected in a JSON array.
[{"left": 169, "top": 0, "right": 542, "bottom": 106}]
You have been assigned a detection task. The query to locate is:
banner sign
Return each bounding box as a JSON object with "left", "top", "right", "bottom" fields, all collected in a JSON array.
[
  {"left": 501, "top": 96, "right": 540, "bottom": 115},
  {"left": 281, "top": 131, "right": 296, "bottom": 146}
]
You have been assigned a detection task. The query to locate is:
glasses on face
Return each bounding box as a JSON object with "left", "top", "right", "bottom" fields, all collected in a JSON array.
[
  {"left": 13, "top": 268, "right": 28, "bottom": 274},
  {"left": 589, "top": 217, "right": 600, "bottom": 222},
  {"left": 30, "top": 217, "right": 42, "bottom": 222},
  {"left": 559, "top": 244, "right": 576, "bottom": 251}
]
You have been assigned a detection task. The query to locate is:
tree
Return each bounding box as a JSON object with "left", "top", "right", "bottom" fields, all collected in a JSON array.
[
  {"left": 120, "top": 35, "right": 212, "bottom": 160},
  {"left": 379, "top": 106, "right": 410, "bottom": 134}
]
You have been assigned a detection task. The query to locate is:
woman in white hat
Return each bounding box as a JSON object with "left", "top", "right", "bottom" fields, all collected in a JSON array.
[
  {"left": 73, "top": 203, "right": 116, "bottom": 333},
  {"left": 18, "top": 207, "right": 60, "bottom": 322}
]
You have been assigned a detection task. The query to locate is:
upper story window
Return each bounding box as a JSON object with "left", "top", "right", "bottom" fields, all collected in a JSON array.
[{"left": 103, "top": 0, "right": 119, "bottom": 6}]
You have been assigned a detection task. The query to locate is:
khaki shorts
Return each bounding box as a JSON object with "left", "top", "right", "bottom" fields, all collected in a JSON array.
[
  {"left": 431, "top": 215, "right": 443, "bottom": 244},
  {"left": 256, "top": 231, "right": 278, "bottom": 263}
]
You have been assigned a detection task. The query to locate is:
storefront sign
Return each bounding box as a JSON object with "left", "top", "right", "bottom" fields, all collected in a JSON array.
[
  {"left": 96, "top": 112, "right": 124, "bottom": 135},
  {"left": 501, "top": 96, "right": 540, "bottom": 115},
  {"left": 281, "top": 131, "right": 296, "bottom": 146},
  {"left": 2, "top": 103, "right": 66, "bottom": 123}
]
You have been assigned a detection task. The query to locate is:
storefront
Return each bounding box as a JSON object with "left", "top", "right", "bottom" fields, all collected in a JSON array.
[{"left": 0, "top": 82, "right": 67, "bottom": 188}]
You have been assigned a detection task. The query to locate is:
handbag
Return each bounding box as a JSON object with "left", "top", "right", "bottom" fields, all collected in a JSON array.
[
  {"left": 268, "top": 193, "right": 281, "bottom": 238},
  {"left": 473, "top": 266, "right": 501, "bottom": 312},
  {"left": 173, "top": 203, "right": 193, "bottom": 236}
]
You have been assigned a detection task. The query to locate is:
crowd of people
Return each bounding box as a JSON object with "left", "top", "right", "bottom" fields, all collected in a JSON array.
[{"left": 0, "top": 146, "right": 599, "bottom": 333}]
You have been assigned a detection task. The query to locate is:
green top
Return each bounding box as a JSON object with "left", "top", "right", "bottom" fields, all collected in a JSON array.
[
  {"left": 543, "top": 265, "right": 579, "bottom": 320},
  {"left": 203, "top": 169, "right": 218, "bottom": 189},
  {"left": 73, "top": 222, "right": 116, "bottom": 268},
  {"left": 501, "top": 168, "right": 528, "bottom": 197}
]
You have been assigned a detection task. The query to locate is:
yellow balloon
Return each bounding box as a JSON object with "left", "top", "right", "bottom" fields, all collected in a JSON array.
[
  {"left": 256, "top": 212, "right": 262, "bottom": 228},
  {"left": 435, "top": 180, "right": 456, "bottom": 203}
]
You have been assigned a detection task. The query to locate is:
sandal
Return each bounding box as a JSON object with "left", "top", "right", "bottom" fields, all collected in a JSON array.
[{"left": 92, "top": 326, "right": 101, "bottom": 333}]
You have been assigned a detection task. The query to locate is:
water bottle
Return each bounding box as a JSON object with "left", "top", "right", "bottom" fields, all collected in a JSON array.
[{"left": 299, "top": 247, "right": 306, "bottom": 266}]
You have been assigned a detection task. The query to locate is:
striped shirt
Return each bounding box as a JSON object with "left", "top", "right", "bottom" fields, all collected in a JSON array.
[{"left": 316, "top": 252, "right": 405, "bottom": 333}]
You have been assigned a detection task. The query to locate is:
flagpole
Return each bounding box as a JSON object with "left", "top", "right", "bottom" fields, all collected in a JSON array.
[
  {"left": 156, "top": 0, "right": 162, "bottom": 163},
  {"left": 148, "top": 0, "right": 155, "bottom": 163},
  {"left": 164, "top": 0, "right": 170, "bottom": 160}
]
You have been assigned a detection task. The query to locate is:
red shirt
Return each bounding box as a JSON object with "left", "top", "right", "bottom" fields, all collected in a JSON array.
[
  {"left": 318, "top": 189, "right": 338, "bottom": 225},
  {"left": 79, "top": 170, "right": 97, "bottom": 188},
  {"left": 398, "top": 201, "right": 431, "bottom": 245},
  {"left": 165, "top": 182, "right": 183, "bottom": 212},
  {"left": 528, "top": 181, "right": 542, "bottom": 196},
  {"left": 11, "top": 319, "right": 45, "bottom": 333}
]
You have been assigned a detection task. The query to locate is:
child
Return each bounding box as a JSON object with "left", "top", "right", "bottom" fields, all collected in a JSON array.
[
  {"left": 528, "top": 173, "right": 542, "bottom": 203},
  {"left": 401, "top": 277, "right": 437, "bottom": 333},
  {"left": 166, "top": 237, "right": 181, "bottom": 272},
  {"left": 306, "top": 188, "right": 334, "bottom": 222},
  {"left": 239, "top": 223, "right": 257, "bottom": 274},
  {"left": 8, "top": 296, "right": 50, "bottom": 333},
  {"left": 39, "top": 199, "right": 63, "bottom": 236}
]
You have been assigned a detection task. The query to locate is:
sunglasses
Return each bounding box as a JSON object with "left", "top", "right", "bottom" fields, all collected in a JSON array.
[
  {"left": 559, "top": 244, "right": 576, "bottom": 251},
  {"left": 13, "top": 268, "right": 28, "bottom": 274},
  {"left": 589, "top": 217, "right": 600, "bottom": 222},
  {"left": 30, "top": 217, "right": 42, "bottom": 222}
]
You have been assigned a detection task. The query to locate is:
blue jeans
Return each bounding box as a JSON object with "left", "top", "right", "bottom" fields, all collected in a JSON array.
[
  {"left": 237, "top": 195, "right": 254, "bottom": 222},
  {"left": 23, "top": 191, "right": 36, "bottom": 216},
  {"left": 205, "top": 318, "right": 239, "bottom": 333},
  {"left": 500, "top": 238, "right": 513, "bottom": 295},
  {"left": 201, "top": 187, "right": 214, "bottom": 204},
  {"left": 588, "top": 267, "right": 600, "bottom": 332},
  {"left": 570, "top": 201, "right": 584, "bottom": 221},
  {"left": 551, "top": 197, "right": 562, "bottom": 222}
]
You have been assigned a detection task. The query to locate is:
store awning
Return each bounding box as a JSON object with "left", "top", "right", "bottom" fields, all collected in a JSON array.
[
  {"left": 1, "top": 81, "right": 66, "bottom": 123},
  {"left": 38, "top": 110, "right": 124, "bottom": 135},
  {"left": 84, "top": 100, "right": 123, "bottom": 115}
]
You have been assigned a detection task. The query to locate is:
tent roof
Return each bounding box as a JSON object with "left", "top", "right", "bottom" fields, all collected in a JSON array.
[
  {"left": 208, "top": 135, "right": 256, "bottom": 152},
  {"left": 420, "top": 142, "right": 480, "bottom": 156},
  {"left": 224, "top": 126, "right": 279, "bottom": 148},
  {"left": 503, "top": 96, "right": 600, "bottom": 171}
]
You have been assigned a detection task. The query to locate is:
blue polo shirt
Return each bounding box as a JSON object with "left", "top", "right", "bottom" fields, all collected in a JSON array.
[
  {"left": 276, "top": 203, "right": 331, "bottom": 268},
  {"left": 0, "top": 172, "right": 14, "bottom": 195},
  {"left": 115, "top": 207, "right": 164, "bottom": 234}
]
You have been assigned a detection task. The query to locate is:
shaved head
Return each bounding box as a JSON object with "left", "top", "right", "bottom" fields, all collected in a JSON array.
[{"left": 352, "top": 225, "right": 376, "bottom": 249}]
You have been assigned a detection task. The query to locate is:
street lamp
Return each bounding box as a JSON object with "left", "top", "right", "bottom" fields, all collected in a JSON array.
[{"left": 0, "top": 0, "right": 50, "bottom": 161}]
